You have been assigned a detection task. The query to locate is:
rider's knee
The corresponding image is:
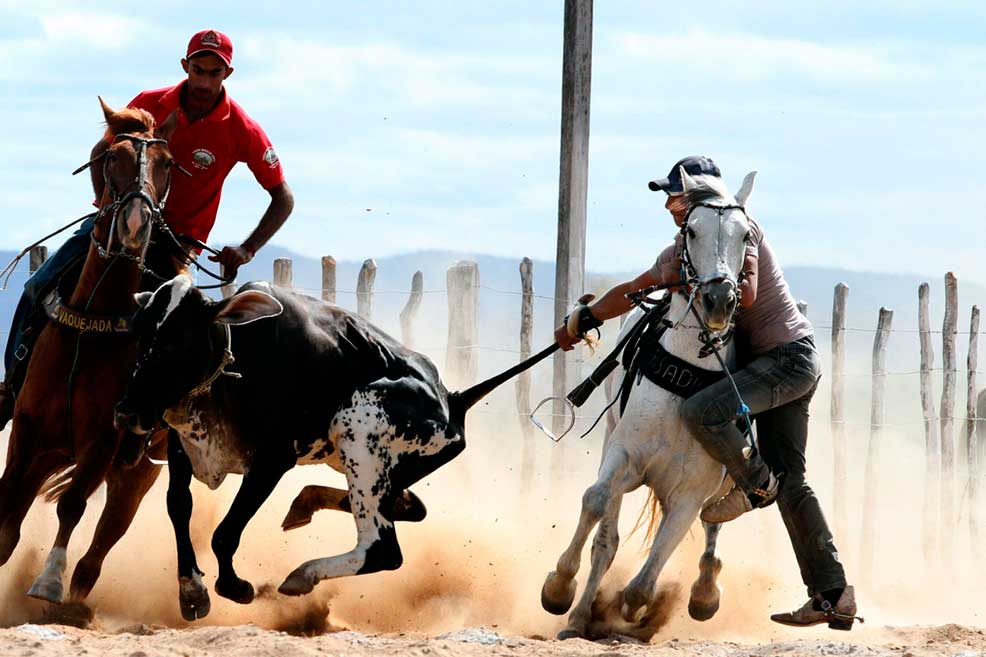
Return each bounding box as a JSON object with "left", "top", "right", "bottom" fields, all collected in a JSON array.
[{"left": 681, "top": 395, "right": 732, "bottom": 433}]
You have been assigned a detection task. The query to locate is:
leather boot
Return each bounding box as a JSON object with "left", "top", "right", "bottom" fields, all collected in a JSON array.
[
  {"left": 700, "top": 471, "right": 779, "bottom": 523},
  {"left": 770, "top": 585, "right": 859, "bottom": 630}
]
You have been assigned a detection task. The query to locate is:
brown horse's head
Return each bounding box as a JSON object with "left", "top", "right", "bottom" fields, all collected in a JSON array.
[{"left": 94, "top": 97, "right": 178, "bottom": 254}]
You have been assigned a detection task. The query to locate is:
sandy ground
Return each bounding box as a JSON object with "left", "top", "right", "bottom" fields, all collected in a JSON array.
[
  {"left": 3, "top": 622, "right": 986, "bottom": 657},
  {"left": 3, "top": 372, "right": 986, "bottom": 656}
]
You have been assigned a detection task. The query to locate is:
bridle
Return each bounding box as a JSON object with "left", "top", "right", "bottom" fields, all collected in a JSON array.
[
  {"left": 88, "top": 133, "right": 175, "bottom": 269},
  {"left": 674, "top": 201, "right": 749, "bottom": 335}
]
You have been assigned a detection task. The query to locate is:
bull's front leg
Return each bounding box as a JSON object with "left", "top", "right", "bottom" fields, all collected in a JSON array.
[
  {"left": 167, "top": 432, "right": 211, "bottom": 621},
  {"left": 212, "top": 450, "right": 292, "bottom": 604}
]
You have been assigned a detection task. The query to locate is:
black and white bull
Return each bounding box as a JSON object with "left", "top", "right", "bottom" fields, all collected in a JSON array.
[{"left": 114, "top": 275, "right": 524, "bottom": 620}]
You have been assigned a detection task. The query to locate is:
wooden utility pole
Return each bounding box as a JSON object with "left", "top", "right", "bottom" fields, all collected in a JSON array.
[{"left": 552, "top": 0, "right": 593, "bottom": 436}]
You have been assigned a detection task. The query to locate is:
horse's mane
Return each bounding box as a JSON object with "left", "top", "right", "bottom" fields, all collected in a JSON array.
[
  {"left": 103, "top": 107, "right": 156, "bottom": 140},
  {"left": 683, "top": 174, "right": 736, "bottom": 208}
]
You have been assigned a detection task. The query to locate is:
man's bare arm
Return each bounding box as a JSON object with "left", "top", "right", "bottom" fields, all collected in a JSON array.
[
  {"left": 739, "top": 253, "right": 758, "bottom": 308},
  {"left": 210, "top": 181, "right": 295, "bottom": 277}
]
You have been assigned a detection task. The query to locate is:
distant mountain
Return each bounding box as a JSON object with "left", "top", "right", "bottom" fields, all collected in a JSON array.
[{"left": 2, "top": 246, "right": 983, "bottom": 380}]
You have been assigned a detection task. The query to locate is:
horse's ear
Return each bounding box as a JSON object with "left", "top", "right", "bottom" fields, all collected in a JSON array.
[
  {"left": 680, "top": 166, "right": 698, "bottom": 193},
  {"left": 734, "top": 171, "right": 758, "bottom": 206},
  {"left": 133, "top": 291, "right": 154, "bottom": 308},
  {"left": 155, "top": 111, "right": 179, "bottom": 141},
  {"left": 98, "top": 96, "right": 115, "bottom": 122},
  {"left": 213, "top": 290, "right": 283, "bottom": 326}
]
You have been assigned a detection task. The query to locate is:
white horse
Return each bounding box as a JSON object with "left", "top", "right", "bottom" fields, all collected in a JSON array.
[{"left": 541, "top": 168, "right": 757, "bottom": 639}]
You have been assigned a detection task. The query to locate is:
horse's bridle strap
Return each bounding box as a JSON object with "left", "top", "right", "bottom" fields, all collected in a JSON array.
[{"left": 43, "top": 291, "right": 134, "bottom": 335}]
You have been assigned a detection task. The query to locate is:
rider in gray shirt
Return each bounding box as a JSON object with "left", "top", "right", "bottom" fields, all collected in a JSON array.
[{"left": 554, "top": 156, "right": 857, "bottom": 630}]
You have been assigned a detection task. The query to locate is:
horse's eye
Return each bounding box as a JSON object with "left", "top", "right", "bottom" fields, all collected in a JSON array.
[
  {"left": 743, "top": 231, "right": 752, "bottom": 243},
  {"left": 164, "top": 159, "right": 173, "bottom": 169},
  {"left": 107, "top": 152, "right": 118, "bottom": 162},
  {"left": 686, "top": 227, "right": 696, "bottom": 239}
]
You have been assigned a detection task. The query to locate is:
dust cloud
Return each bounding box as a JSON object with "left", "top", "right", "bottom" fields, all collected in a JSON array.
[{"left": 0, "top": 376, "right": 983, "bottom": 643}]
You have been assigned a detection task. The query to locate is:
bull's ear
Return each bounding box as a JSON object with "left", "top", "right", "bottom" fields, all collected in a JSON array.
[
  {"left": 134, "top": 291, "right": 154, "bottom": 308},
  {"left": 213, "top": 290, "right": 283, "bottom": 326}
]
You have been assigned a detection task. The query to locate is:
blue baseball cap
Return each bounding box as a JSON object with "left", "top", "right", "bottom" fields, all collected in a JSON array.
[{"left": 648, "top": 155, "right": 721, "bottom": 193}]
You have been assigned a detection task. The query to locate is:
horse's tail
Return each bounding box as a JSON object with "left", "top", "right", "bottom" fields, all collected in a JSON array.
[
  {"left": 38, "top": 464, "right": 76, "bottom": 503},
  {"left": 629, "top": 489, "right": 662, "bottom": 547}
]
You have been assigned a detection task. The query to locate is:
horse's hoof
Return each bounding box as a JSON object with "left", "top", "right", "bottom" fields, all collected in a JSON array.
[
  {"left": 540, "top": 571, "right": 577, "bottom": 615},
  {"left": 557, "top": 627, "right": 585, "bottom": 640},
  {"left": 215, "top": 576, "right": 254, "bottom": 605},
  {"left": 179, "top": 574, "right": 212, "bottom": 621},
  {"left": 278, "top": 567, "right": 316, "bottom": 597},
  {"left": 42, "top": 601, "right": 94, "bottom": 628},
  {"left": 27, "top": 576, "right": 64, "bottom": 604},
  {"left": 688, "top": 597, "right": 720, "bottom": 621},
  {"left": 621, "top": 588, "right": 648, "bottom": 623}
]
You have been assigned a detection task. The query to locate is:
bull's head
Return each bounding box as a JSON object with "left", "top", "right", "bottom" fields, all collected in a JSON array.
[{"left": 114, "top": 276, "right": 282, "bottom": 436}]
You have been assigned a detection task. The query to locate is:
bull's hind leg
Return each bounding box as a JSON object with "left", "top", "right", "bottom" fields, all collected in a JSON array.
[
  {"left": 279, "top": 380, "right": 463, "bottom": 596},
  {"left": 558, "top": 495, "right": 624, "bottom": 639},
  {"left": 688, "top": 521, "right": 724, "bottom": 621},
  {"left": 68, "top": 457, "right": 163, "bottom": 601},
  {"left": 542, "top": 446, "right": 633, "bottom": 616},
  {"left": 28, "top": 435, "right": 116, "bottom": 603},
  {"left": 281, "top": 485, "right": 427, "bottom": 531}
]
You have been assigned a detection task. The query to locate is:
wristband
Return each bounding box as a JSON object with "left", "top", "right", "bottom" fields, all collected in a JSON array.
[{"left": 566, "top": 305, "right": 603, "bottom": 339}]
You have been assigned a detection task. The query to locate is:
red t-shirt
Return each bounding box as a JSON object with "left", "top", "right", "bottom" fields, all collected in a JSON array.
[{"left": 126, "top": 81, "right": 286, "bottom": 242}]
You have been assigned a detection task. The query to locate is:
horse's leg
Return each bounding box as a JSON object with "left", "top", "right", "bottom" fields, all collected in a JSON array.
[
  {"left": 542, "top": 445, "right": 632, "bottom": 616},
  {"left": 281, "top": 485, "right": 427, "bottom": 531},
  {"left": 68, "top": 457, "right": 162, "bottom": 601},
  {"left": 166, "top": 432, "right": 210, "bottom": 621},
  {"left": 559, "top": 495, "right": 625, "bottom": 639},
  {"left": 0, "top": 451, "right": 63, "bottom": 567},
  {"left": 212, "top": 451, "right": 292, "bottom": 604},
  {"left": 27, "top": 435, "right": 116, "bottom": 603},
  {"left": 621, "top": 496, "right": 704, "bottom": 623},
  {"left": 688, "top": 521, "right": 724, "bottom": 621}
]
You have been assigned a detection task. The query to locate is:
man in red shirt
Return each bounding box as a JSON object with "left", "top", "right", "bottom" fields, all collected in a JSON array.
[{"left": 0, "top": 29, "right": 294, "bottom": 429}]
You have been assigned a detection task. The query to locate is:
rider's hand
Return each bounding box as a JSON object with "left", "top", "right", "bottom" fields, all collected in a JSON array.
[
  {"left": 208, "top": 245, "right": 253, "bottom": 280},
  {"left": 554, "top": 323, "right": 579, "bottom": 351}
]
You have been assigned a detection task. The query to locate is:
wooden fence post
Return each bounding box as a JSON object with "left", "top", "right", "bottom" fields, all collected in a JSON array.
[
  {"left": 29, "top": 246, "right": 48, "bottom": 273},
  {"left": 830, "top": 283, "right": 849, "bottom": 544},
  {"left": 357, "top": 259, "right": 377, "bottom": 320},
  {"left": 797, "top": 299, "right": 808, "bottom": 316},
  {"left": 552, "top": 0, "right": 593, "bottom": 439},
  {"left": 517, "top": 258, "right": 536, "bottom": 499},
  {"left": 321, "top": 256, "right": 336, "bottom": 304},
  {"left": 446, "top": 261, "right": 480, "bottom": 389},
  {"left": 861, "top": 307, "right": 893, "bottom": 577},
  {"left": 220, "top": 263, "right": 236, "bottom": 299},
  {"left": 941, "top": 272, "right": 958, "bottom": 564},
  {"left": 399, "top": 271, "right": 423, "bottom": 348},
  {"left": 918, "top": 282, "right": 940, "bottom": 566},
  {"left": 273, "top": 257, "right": 293, "bottom": 288},
  {"left": 966, "top": 305, "right": 981, "bottom": 553}
]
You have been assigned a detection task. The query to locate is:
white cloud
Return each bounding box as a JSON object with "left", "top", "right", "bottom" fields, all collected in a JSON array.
[
  {"left": 38, "top": 12, "right": 145, "bottom": 49},
  {"left": 610, "top": 28, "right": 926, "bottom": 83}
]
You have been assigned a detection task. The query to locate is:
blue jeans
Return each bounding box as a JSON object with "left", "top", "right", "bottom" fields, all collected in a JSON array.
[
  {"left": 681, "top": 336, "right": 847, "bottom": 596},
  {"left": 3, "top": 215, "right": 95, "bottom": 375}
]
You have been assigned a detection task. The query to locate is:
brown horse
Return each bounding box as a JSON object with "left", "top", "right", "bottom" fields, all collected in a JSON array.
[{"left": 0, "top": 98, "right": 187, "bottom": 610}]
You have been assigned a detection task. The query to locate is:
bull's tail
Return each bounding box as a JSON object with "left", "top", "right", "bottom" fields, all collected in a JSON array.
[{"left": 448, "top": 343, "right": 559, "bottom": 426}]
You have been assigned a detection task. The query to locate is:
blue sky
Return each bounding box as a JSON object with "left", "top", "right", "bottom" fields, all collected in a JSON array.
[{"left": 2, "top": 1, "right": 986, "bottom": 282}]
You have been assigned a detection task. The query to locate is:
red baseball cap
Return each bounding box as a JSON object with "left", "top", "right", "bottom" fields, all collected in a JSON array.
[{"left": 186, "top": 29, "right": 233, "bottom": 66}]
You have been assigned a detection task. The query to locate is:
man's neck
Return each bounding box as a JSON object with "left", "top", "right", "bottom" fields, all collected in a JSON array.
[{"left": 180, "top": 85, "right": 224, "bottom": 122}]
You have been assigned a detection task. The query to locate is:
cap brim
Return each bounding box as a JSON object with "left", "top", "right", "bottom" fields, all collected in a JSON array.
[
  {"left": 648, "top": 177, "right": 681, "bottom": 193},
  {"left": 186, "top": 48, "right": 232, "bottom": 66}
]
